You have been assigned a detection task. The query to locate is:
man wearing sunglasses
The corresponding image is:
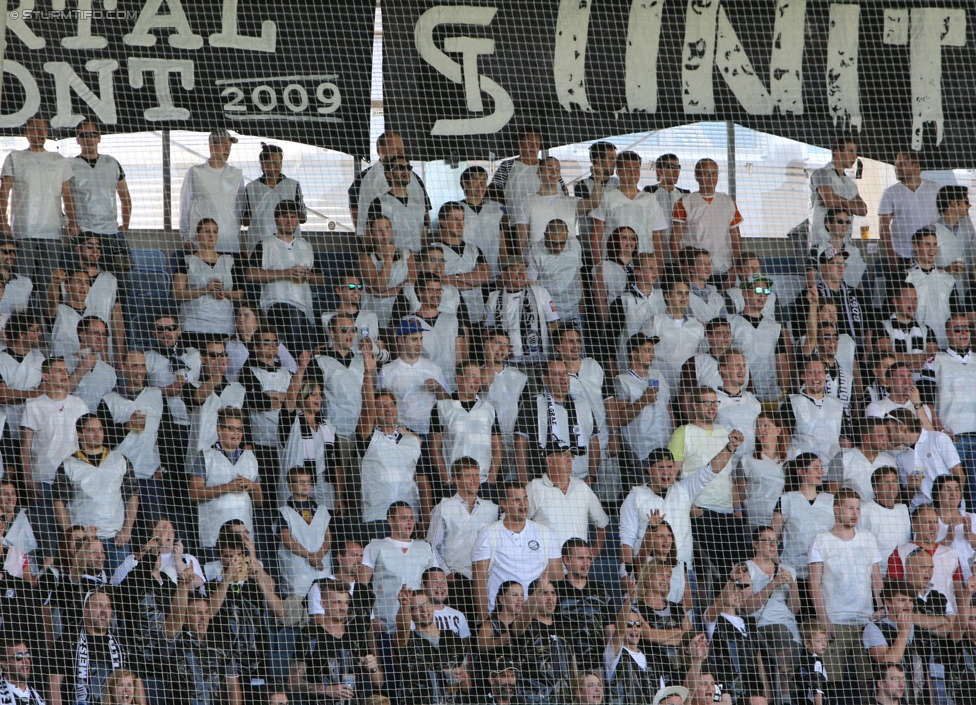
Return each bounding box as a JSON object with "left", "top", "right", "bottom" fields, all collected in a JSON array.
[
  {"left": 808, "top": 208, "right": 866, "bottom": 288},
  {"left": 729, "top": 273, "right": 792, "bottom": 405},
  {"left": 366, "top": 155, "right": 431, "bottom": 254},
  {"left": 350, "top": 131, "right": 430, "bottom": 239},
  {"left": 1, "top": 642, "right": 44, "bottom": 705},
  {"left": 66, "top": 120, "right": 131, "bottom": 262}
]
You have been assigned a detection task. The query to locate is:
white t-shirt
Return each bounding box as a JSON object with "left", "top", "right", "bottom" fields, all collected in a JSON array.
[
  {"left": 877, "top": 180, "right": 941, "bottom": 259},
  {"left": 857, "top": 501, "right": 911, "bottom": 576},
  {"left": 526, "top": 475, "right": 610, "bottom": 548},
  {"left": 20, "top": 393, "right": 89, "bottom": 484},
  {"left": 808, "top": 529, "right": 881, "bottom": 625},
  {"left": 471, "top": 519, "right": 559, "bottom": 611},
  {"left": 0, "top": 150, "right": 72, "bottom": 239}
]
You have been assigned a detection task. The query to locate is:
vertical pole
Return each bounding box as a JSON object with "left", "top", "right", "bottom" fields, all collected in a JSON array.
[
  {"left": 726, "top": 121, "right": 737, "bottom": 202},
  {"left": 162, "top": 128, "right": 172, "bottom": 231},
  {"left": 0, "top": 0, "right": 8, "bottom": 116}
]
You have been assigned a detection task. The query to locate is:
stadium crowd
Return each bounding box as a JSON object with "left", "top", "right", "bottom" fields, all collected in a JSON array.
[{"left": 0, "top": 116, "right": 972, "bottom": 705}]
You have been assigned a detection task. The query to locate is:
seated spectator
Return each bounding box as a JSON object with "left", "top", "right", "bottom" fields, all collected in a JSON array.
[
  {"left": 246, "top": 200, "right": 324, "bottom": 353},
  {"left": 807, "top": 208, "right": 866, "bottom": 288},
  {"left": 52, "top": 414, "right": 139, "bottom": 573},
  {"left": 738, "top": 412, "right": 790, "bottom": 528},
  {"left": 392, "top": 245, "right": 462, "bottom": 325},
  {"left": 172, "top": 218, "right": 243, "bottom": 336},
  {"left": 932, "top": 185, "right": 974, "bottom": 298},
  {"left": 277, "top": 466, "right": 332, "bottom": 598},
  {"left": 528, "top": 219, "right": 584, "bottom": 323},
  {"left": 321, "top": 272, "right": 384, "bottom": 362},
  {"left": 857, "top": 466, "right": 912, "bottom": 575}
]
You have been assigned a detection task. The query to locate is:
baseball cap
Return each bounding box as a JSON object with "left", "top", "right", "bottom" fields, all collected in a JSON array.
[
  {"left": 542, "top": 442, "right": 572, "bottom": 457},
  {"left": 645, "top": 448, "right": 675, "bottom": 467},
  {"left": 489, "top": 655, "right": 518, "bottom": 674},
  {"left": 652, "top": 685, "right": 690, "bottom": 705},
  {"left": 739, "top": 273, "right": 774, "bottom": 290},
  {"left": 395, "top": 319, "right": 425, "bottom": 338},
  {"left": 818, "top": 245, "right": 849, "bottom": 265},
  {"left": 209, "top": 128, "right": 239, "bottom": 144}
]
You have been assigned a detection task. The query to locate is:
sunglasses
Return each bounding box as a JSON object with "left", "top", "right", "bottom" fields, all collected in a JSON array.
[
  {"left": 626, "top": 621, "right": 643, "bottom": 627},
  {"left": 342, "top": 283, "right": 364, "bottom": 290},
  {"left": 258, "top": 339, "right": 278, "bottom": 345},
  {"left": 155, "top": 324, "right": 178, "bottom": 332},
  {"left": 951, "top": 326, "right": 971, "bottom": 332},
  {"left": 8, "top": 652, "right": 29, "bottom": 661},
  {"left": 832, "top": 219, "right": 851, "bottom": 225},
  {"left": 78, "top": 132, "right": 99, "bottom": 138},
  {"left": 219, "top": 424, "right": 244, "bottom": 432},
  {"left": 206, "top": 351, "right": 228, "bottom": 358},
  {"left": 753, "top": 287, "right": 772, "bottom": 295},
  {"left": 0, "top": 248, "right": 16, "bottom": 254}
]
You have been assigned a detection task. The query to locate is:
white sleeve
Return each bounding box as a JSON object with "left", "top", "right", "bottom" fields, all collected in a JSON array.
[
  {"left": 362, "top": 540, "right": 378, "bottom": 569},
  {"left": 541, "top": 289, "right": 559, "bottom": 323},
  {"left": 618, "top": 493, "right": 641, "bottom": 548},
  {"left": 307, "top": 582, "right": 324, "bottom": 615},
  {"left": 808, "top": 536, "right": 825, "bottom": 564},
  {"left": 426, "top": 501, "right": 446, "bottom": 553},
  {"left": 587, "top": 487, "right": 610, "bottom": 529},
  {"left": 471, "top": 526, "right": 492, "bottom": 564},
  {"left": 179, "top": 167, "right": 194, "bottom": 240},
  {"left": 543, "top": 526, "right": 561, "bottom": 560},
  {"left": 650, "top": 201, "right": 669, "bottom": 232},
  {"left": 0, "top": 153, "right": 14, "bottom": 180}
]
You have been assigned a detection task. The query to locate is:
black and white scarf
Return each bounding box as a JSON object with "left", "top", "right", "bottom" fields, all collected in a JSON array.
[
  {"left": 543, "top": 390, "right": 586, "bottom": 456},
  {"left": 494, "top": 288, "right": 540, "bottom": 356},
  {"left": 0, "top": 680, "right": 44, "bottom": 705},
  {"left": 74, "top": 629, "right": 124, "bottom": 704}
]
